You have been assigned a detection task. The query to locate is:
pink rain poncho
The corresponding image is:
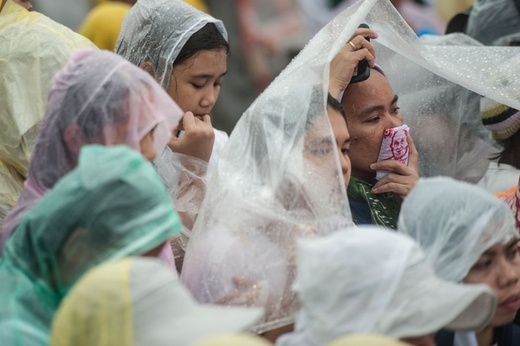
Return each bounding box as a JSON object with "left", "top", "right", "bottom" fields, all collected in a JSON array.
[{"left": 0, "top": 49, "right": 183, "bottom": 250}]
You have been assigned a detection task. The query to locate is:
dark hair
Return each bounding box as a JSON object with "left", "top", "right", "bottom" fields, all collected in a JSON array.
[
  {"left": 327, "top": 92, "right": 346, "bottom": 119},
  {"left": 174, "top": 23, "right": 229, "bottom": 66}
]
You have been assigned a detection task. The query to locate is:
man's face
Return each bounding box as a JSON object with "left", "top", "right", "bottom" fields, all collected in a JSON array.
[{"left": 341, "top": 70, "right": 403, "bottom": 182}]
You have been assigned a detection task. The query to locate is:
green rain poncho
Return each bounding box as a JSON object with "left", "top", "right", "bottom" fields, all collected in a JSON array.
[{"left": 0, "top": 145, "right": 182, "bottom": 345}]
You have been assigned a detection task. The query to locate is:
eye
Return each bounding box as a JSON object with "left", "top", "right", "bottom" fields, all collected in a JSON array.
[
  {"left": 341, "top": 148, "right": 350, "bottom": 156},
  {"left": 191, "top": 82, "right": 204, "bottom": 89},
  {"left": 508, "top": 246, "right": 519, "bottom": 261},
  {"left": 473, "top": 259, "right": 493, "bottom": 271},
  {"left": 214, "top": 79, "right": 224, "bottom": 88},
  {"left": 364, "top": 116, "right": 380, "bottom": 124},
  {"left": 391, "top": 106, "right": 400, "bottom": 114}
]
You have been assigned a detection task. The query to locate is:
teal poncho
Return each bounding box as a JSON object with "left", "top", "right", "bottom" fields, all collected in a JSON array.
[{"left": 0, "top": 145, "right": 182, "bottom": 345}]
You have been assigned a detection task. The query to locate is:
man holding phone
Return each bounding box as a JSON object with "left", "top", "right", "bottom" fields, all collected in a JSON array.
[{"left": 329, "top": 26, "right": 420, "bottom": 229}]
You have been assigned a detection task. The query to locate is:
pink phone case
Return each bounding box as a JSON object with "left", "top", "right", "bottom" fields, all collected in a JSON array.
[{"left": 376, "top": 124, "right": 410, "bottom": 180}]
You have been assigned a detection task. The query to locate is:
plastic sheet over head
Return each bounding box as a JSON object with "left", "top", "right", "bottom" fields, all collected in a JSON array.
[
  {"left": 398, "top": 177, "right": 517, "bottom": 282},
  {"left": 181, "top": 2, "right": 359, "bottom": 332},
  {"left": 0, "top": 49, "right": 182, "bottom": 248},
  {"left": 328, "top": 0, "right": 520, "bottom": 184},
  {"left": 278, "top": 227, "right": 496, "bottom": 346},
  {"left": 116, "top": 0, "right": 228, "bottom": 89}
]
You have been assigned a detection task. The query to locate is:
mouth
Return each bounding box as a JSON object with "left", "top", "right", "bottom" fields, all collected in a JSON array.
[
  {"left": 499, "top": 293, "right": 520, "bottom": 312},
  {"left": 194, "top": 114, "right": 207, "bottom": 121}
]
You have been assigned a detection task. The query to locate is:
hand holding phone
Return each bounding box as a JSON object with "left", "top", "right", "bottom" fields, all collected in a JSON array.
[{"left": 350, "top": 23, "right": 371, "bottom": 84}]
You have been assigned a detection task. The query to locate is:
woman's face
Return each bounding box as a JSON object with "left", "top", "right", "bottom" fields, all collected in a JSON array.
[
  {"left": 167, "top": 48, "right": 227, "bottom": 119},
  {"left": 464, "top": 238, "right": 520, "bottom": 327}
]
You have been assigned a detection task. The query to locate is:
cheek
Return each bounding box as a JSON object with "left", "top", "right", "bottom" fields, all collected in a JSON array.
[{"left": 167, "top": 78, "right": 194, "bottom": 110}]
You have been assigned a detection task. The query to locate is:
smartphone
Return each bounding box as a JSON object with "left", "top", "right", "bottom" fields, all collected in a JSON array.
[{"left": 350, "top": 23, "right": 371, "bottom": 84}]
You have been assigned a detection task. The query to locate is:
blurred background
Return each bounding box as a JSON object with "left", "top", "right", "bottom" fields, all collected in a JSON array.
[{"left": 32, "top": 0, "right": 475, "bottom": 134}]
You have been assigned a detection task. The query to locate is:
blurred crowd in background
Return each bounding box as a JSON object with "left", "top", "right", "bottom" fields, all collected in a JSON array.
[{"left": 32, "top": 0, "right": 474, "bottom": 134}]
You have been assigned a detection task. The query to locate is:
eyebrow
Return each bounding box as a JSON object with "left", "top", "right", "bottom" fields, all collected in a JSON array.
[
  {"left": 482, "top": 238, "right": 519, "bottom": 256},
  {"left": 359, "top": 94, "right": 399, "bottom": 117},
  {"left": 192, "top": 71, "right": 227, "bottom": 79}
]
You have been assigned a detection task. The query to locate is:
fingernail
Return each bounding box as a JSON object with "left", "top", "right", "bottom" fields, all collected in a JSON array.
[{"left": 370, "top": 163, "right": 376, "bottom": 169}]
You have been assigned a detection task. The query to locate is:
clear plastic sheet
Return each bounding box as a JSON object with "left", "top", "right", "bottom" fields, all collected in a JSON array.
[{"left": 181, "top": 0, "right": 361, "bottom": 333}]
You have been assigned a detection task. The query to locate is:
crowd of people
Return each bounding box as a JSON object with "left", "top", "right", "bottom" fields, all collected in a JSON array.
[{"left": 2, "top": 0, "right": 520, "bottom": 345}]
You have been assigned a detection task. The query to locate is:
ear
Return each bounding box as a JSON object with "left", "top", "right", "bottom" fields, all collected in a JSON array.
[{"left": 139, "top": 61, "right": 157, "bottom": 78}]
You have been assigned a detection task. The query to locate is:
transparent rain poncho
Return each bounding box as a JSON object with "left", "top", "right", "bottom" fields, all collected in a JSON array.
[
  {"left": 116, "top": 0, "right": 230, "bottom": 265},
  {"left": 0, "top": 145, "right": 182, "bottom": 345},
  {"left": 180, "top": 2, "right": 358, "bottom": 332},
  {"left": 0, "top": 0, "right": 95, "bottom": 224},
  {"left": 334, "top": 0, "right": 520, "bottom": 184},
  {"left": 0, "top": 49, "right": 183, "bottom": 249},
  {"left": 278, "top": 227, "right": 496, "bottom": 346},
  {"left": 50, "top": 257, "right": 263, "bottom": 346},
  {"left": 397, "top": 177, "right": 517, "bottom": 282}
]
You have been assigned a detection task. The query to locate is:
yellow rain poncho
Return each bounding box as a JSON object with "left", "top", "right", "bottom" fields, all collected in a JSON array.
[
  {"left": 0, "top": 0, "right": 94, "bottom": 224},
  {"left": 50, "top": 257, "right": 263, "bottom": 346},
  {"left": 0, "top": 145, "right": 182, "bottom": 345}
]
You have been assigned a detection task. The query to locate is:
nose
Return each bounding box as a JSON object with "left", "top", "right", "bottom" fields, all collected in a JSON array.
[{"left": 200, "top": 87, "right": 218, "bottom": 109}]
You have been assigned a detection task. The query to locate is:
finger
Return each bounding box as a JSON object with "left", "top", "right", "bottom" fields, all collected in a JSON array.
[
  {"left": 370, "top": 159, "right": 413, "bottom": 175},
  {"left": 202, "top": 114, "right": 212, "bottom": 126},
  {"left": 407, "top": 134, "right": 419, "bottom": 170},
  {"left": 351, "top": 28, "right": 378, "bottom": 41},
  {"left": 350, "top": 36, "right": 376, "bottom": 59},
  {"left": 350, "top": 49, "right": 375, "bottom": 69},
  {"left": 232, "top": 276, "right": 256, "bottom": 288},
  {"left": 182, "top": 111, "right": 195, "bottom": 131},
  {"left": 372, "top": 181, "right": 412, "bottom": 197}
]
